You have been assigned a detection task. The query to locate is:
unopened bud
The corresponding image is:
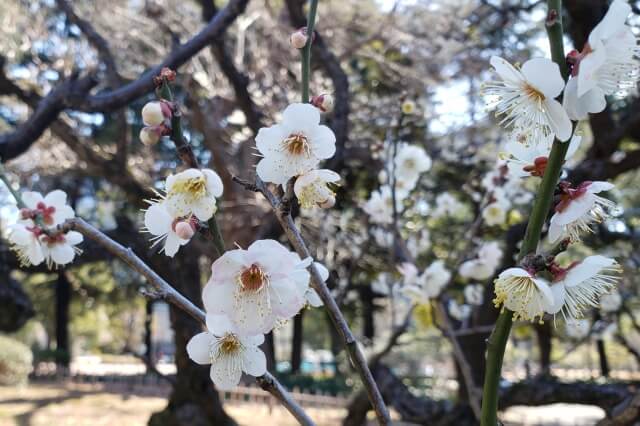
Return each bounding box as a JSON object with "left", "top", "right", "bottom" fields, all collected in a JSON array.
[
  {"left": 139, "top": 127, "right": 161, "bottom": 146},
  {"left": 174, "top": 221, "right": 196, "bottom": 240},
  {"left": 401, "top": 100, "right": 416, "bottom": 115},
  {"left": 319, "top": 195, "right": 336, "bottom": 209},
  {"left": 142, "top": 101, "right": 166, "bottom": 126},
  {"left": 290, "top": 27, "right": 309, "bottom": 49},
  {"left": 311, "top": 94, "right": 334, "bottom": 112}
]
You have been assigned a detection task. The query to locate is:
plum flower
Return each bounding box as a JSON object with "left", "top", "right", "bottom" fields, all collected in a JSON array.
[
  {"left": 563, "top": 1, "right": 639, "bottom": 120},
  {"left": 400, "top": 260, "right": 451, "bottom": 302},
  {"left": 186, "top": 314, "right": 266, "bottom": 390},
  {"left": 546, "top": 256, "right": 621, "bottom": 320},
  {"left": 8, "top": 223, "right": 45, "bottom": 266},
  {"left": 464, "top": 284, "right": 485, "bottom": 306},
  {"left": 504, "top": 134, "right": 582, "bottom": 178},
  {"left": 393, "top": 143, "right": 432, "bottom": 188},
  {"left": 484, "top": 56, "right": 572, "bottom": 142},
  {"left": 256, "top": 103, "right": 336, "bottom": 186},
  {"left": 20, "top": 190, "right": 75, "bottom": 227},
  {"left": 143, "top": 202, "right": 194, "bottom": 257},
  {"left": 363, "top": 185, "right": 402, "bottom": 225},
  {"left": 293, "top": 169, "right": 340, "bottom": 209},
  {"left": 493, "top": 267, "right": 554, "bottom": 323},
  {"left": 548, "top": 181, "right": 616, "bottom": 243},
  {"left": 202, "top": 240, "right": 312, "bottom": 335},
  {"left": 40, "top": 230, "right": 83, "bottom": 268},
  {"left": 164, "top": 168, "right": 223, "bottom": 221}
]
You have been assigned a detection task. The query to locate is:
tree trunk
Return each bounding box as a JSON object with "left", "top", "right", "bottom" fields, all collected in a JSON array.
[
  {"left": 145, "top": 300, "right": 154, "bottom": 370},
  {"left": 55, "top": 270, "right": 71, "bottom": 367},
  {"left": 535, "top": 322, "right": 553, "bottom": 376},
  {"left": 291, "top": 311, "right": 304, "bottom": 373},
  {"left": 148, "top": 250, "right": 236, "bottom": 426}
]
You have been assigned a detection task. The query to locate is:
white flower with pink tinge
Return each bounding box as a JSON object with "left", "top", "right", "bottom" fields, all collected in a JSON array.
[
  {"left": 548, "top": 181, "right": 616, "bottom": 243},
  {"left": 164, "top": 168, "right": 223, "bottom": 222},
  {"left": 484, "top": 56, "right": 572, "bottom": 142},
  {"left": 186, "top": 314, "right": 266, "bottom": 390},
  {"left": 9, "top": 223, "right": 83, "bottom": 268},
  {"left": 546, "top": 256, "right": 621, "bottom": 320},
  {"left": 20, "top": 190, "right": 75, "bottom": 227},
  {"left": 8, "top": 223, "right": 45, "bottom": 266},
  {"left": 563, "top": 0, "right": 639, "bottom": 120},
  {"left": 294, "top": 169, "right": 340, "bottom": 209},
  {"left": 493, "top": 267, "right": 554, "bottom": 323},
  {"left": 256, "top": 103, "right": 336, "bottom": 186},
  {"left": 143, "top": 202, "right": 195, "bottom": 257},
  {"left": 202, "top": 239, "right": 312, "bottom": 335}
]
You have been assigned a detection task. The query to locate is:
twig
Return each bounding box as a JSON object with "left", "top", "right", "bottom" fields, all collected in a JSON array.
[{"left": 57, "top": 217, "right": 316, "bottom": 426}]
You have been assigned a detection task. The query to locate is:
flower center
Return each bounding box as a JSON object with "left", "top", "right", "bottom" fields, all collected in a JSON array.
[
  {"left": 41, "top": 232, "right": 66, "bottom": 246},
  {"left": 169, "top": 176, "right": 207, "bottom": 199},
  {"left": 282, "top": 133, "right": 311, "bottom": 156},
  {"left": 219, "top": 333, "right": 242, "bottom": 355},
  {"left": 239, "top": 264, "right": 268, "bottom": 292},
  {"left": 35, "top": 202, "right": 56, "bottom": 225},
  {"left": 523, "top": 83, "right": 545, "bottom": 102}
]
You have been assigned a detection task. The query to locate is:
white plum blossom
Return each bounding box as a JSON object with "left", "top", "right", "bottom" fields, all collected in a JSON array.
[
  {"left": 432, "top": 192, "right": 464, "bottom": 218},
  {"left": 464, "top": 284, "right": 485, "bottom": 306},
  {"left": 401, "top": 260, "right": 451, "bottom": 302},
  {"left": 164, "top": 168, "right": 224, "bottom": 221},
  {"left": 477, "top": 241, "right": 503, "bottom": 270},
  {"left": 484, "top": 56, "right": 572, "bottom": 142},
  {"left": 493, "top": 267, "right": 554, "bottom": 322},
  {"left": 40, "top": 230, "right": 83, "bottom": 268},
  {"left": 565, "top": 318, "right": 591, "bottom": 340},
  {"left": 256, "top": 103, "right": 336, "bottom": 186},
  {"left": 547, "top": 256, "right": 621, "bottom": 320},
  {"left": 448, "top": 300, "right": 472, "bottom": 321},
  {"left": 293, "top": 169, "right": 340, "bottom": 209},
  {"left": 482, "top": 200, "right": 508, "bottom": 226},
  {"left": 8, "top": 223, "right": 45, "bottom": 266},
  {"left": 143, "top": 202, "right": 194, "bottom": 257},
  {"left": 186, "top": 314, "right": 266, "bottom": 390},
  {"left": 20, "top": 190, "right": 75, "bottom": 227},
  {"left": 563, "top": 0, "right": 639, "bottom": 120},
  {"left": 459, "top": 259, "right": 495, "bottom": 281},
  {"left": 504, "top": 134, "right": 582, "bottom": 179},
  {"left": 600, "top": 290, "right": 622, "bottom": 313},
  {"left": 393, "top": 143, "right": 432, "bottom": 188},
  {"left": 548, "top": 181, "right": 616, "bottom": 243},
  {"left": 363, "top": 185, "right": 402, "bottom": 225},
  {"left": 202, "top": 239, "right": 312, "bottom": 335}
]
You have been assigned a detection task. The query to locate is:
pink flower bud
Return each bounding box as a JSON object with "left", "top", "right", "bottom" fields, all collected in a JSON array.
[
  {"left": 174, "top": 221, "right": 195, "bottom": 240},
  {"left": 139, "top": 127, "right": 161, "bottom": 146},
  {"left": 311, "top": 94, "right": 334, "bottom": 112},
  {"left": 290, "top": 28, "right": 309, "bottom": 49},
  {"left": 142, "top": 101, "right": 170, "bottom": 126}
]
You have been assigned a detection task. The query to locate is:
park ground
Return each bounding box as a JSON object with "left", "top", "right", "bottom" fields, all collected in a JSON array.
[{"left": 0, "top": 382, "right": 606, "bottom": 426}]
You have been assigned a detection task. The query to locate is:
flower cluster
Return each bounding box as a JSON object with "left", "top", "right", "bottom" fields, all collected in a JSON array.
[
  {"left": 486, "top": 1, "right": 633, "bottom": 324},
  {"left": 139, "top": 100, "right": 173, "bottom": 146},
  {"left": 144, "top": 168, "right": 224, "bottom": 257},
  {"left": 8, "top": 190, "right": 82, "bottom": 268},
  {"left": 255, "top": 103, "right": 340, "bottom": 209},
  {"left": 186, "top": 239, "right": 325, "bottom": 390}
]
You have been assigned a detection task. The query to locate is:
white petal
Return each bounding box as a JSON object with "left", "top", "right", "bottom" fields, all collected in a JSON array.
[
  {"left": 563, "top": 256, "right": 616, "bottom": 288},
  {"left": 144, "top": 203, "right": 173, "bottom": 236},
  {"left": 588, "top": 181, "right": 615, "bottom": 194},
  {"left": 547, "top": 215, "right": 563, "bottom": 243},
  {"left": 577, "top": 44, "right": 607, "bottom": 98},
  {"left": 163, "top": 232, "right": 182, "bottom": 257},
  {"left": 191, "top": 198, "right": 216, "bottom": 221},
  {"left": 498, "top": 267, "right": 531, "bottom": 279},
  {"left": 562, "top": 78, "right": 588, "bottom": 121},
  {"left": 553, "top": 193, "right": 597, "bottom": 225},
  {"left": 22, "top": 192, "right": 44, "bottom": 209},
  {"left": 44, "top": 190, "right": 68, "bottom": 209},
  {"left": 269, "top": 278, "right": 305, "bottom": 319},
  {"left": 566, "top": 133, "right": 583, "bottom": 159},
  {"left": 53, "top": 205, "right": 75, "bottom": 225},
  {"left": 310, "top": 125, "right": 337, "bottom": 160},
  {"left": 203, "top": 169, "right": 224, "bottom": 198},
  {"left": 210, "top": 358, "right": 242, "bottom": 391},
  {"left": 522, "top": 58, "right": 565, "bottom": 98},
  {"left": 306, "top": 289, "right": 324, "bottom": 307},
  {"left": 242, "top": 334, "right": 265, "bottom": 347},
  {"left": 202, "top": 282, "right": 236, "bottom": 314},
  {"left": 490, "top": 56, "right": 524, "bottom": 84},
  {"left": 9, "top": 224, "right": 33, "bottom": 245},
  {"left": 209, "top": 249, "right": 248, "bottom": 284},
  {"left": 206, "top": 314, "right": 236, "bottom": 336},
  {"left": 186, "top": 332, "right": 213, "bottom": 365},
  {"left": 256, "top": 157, "right": 293, "bottom": 186},
  {"left": 50, "top": 243, "right": 75, "bottom": 265},
  {"left": 543, "top": 98, "right": 572, "bottom": 142},
  {"left": 547, "top": 283, "right": 566, "bottom": 314},
  {"left": 64, "top": 231, "right": 83, "bottom": 246},
  {"left": 255, "top": 124, "right": 288, "bottom": 156},
  {"left": 588, "top": 0, "right": 631, "bottom": 45},
  {"left": 242, "top": 347, "right": 267, "bottom": 377},
  {"left": 282, "top": 103, "right": 321, "bottom": 134}
]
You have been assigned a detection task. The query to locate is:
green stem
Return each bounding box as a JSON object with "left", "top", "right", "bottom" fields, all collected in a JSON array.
[
  {"left": 301, "top": 0, "right": 319, "bottom": 103},
  {"left": 480, "top": 1, "right": 568, "bottom": 425}
]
